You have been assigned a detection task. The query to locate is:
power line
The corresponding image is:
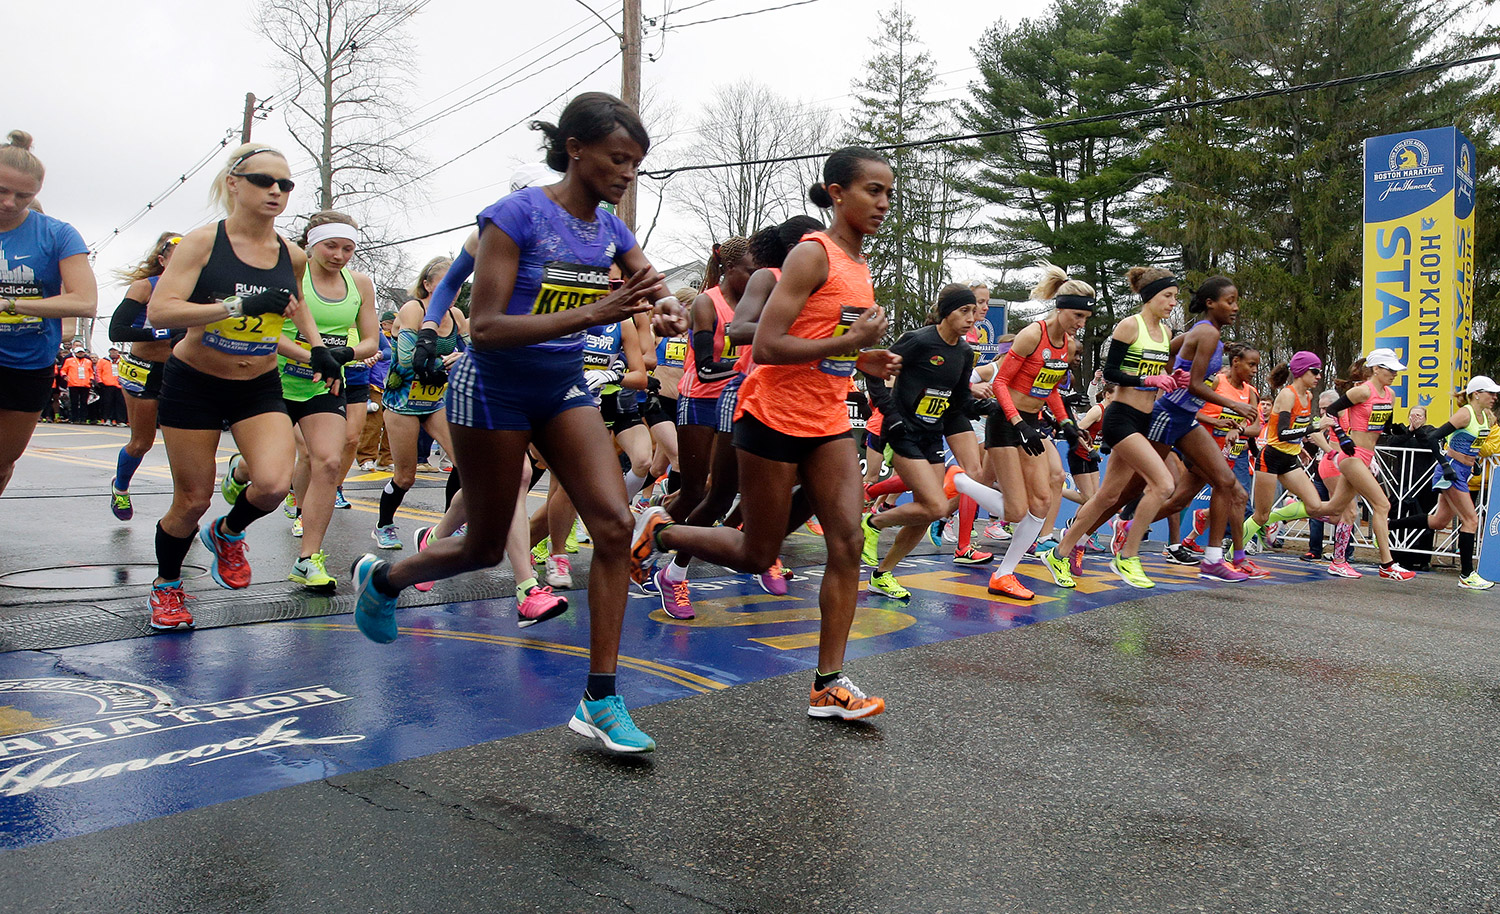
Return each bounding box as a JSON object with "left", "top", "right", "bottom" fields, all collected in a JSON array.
[
  {"left": 662, "top": 0, "right": 828, "bottom": 31},
  {"left": 570, "top": 0, "right": 622, "bottom": 36},
  {"left": 362, "top": 222, "right": 471, "bottom": 252},
  {"left": 642, "top": 50, "right": 1500, "bottom": 178},
  {"left": 89, "top": 130, "right": 238, "bottom": 254}
]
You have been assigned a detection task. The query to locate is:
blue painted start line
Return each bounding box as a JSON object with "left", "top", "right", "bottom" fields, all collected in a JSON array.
[{"left": 0, "top": 552, "right": 1320, "bottom": 850}]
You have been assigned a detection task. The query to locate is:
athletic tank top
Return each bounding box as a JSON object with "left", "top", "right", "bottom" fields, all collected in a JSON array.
[
  {"left": 281, "top": 266, "right": 362, "bottom": 401},
  {"left": 998, "top": 320, "right": 1072, "bottom": 400},
  {"left": 1341, "top": 379, "right": 1393, "bottom": 435},
  {"left": 736, "top": 232, "right": 874, "bottom": 438},
  {"left": 190, "top": 221, "right": 296, "bottom": 358},
  {"left": 583, "top": 320, "right": 624, "bottom": 369},
  {"left": 1199, "top": 373, "right": 1257, "bottom": 457},
  {"left": 656, "top": 333, "right": 687, "bottom": 370},
  {"left": 679, "top": 285, "right": 739, "bottom": 400},
  {"left": 1119, "top": 314, "right": 1170, "bottom": 393},
  {"left": 732, "top": 266, "right": 780, "bottom": 377},
  {"left": 1445, "top": 405, "right": 1491, "bottom": 459},
  {"left": 1268, "top": 387, "right": 1312, "bottom": 456},
  {"left": 1161, "top": 320, "right": 1222, "bottom": 413}
]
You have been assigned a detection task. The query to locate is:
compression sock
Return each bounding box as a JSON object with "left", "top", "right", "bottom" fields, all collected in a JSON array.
[
  {"left": 115, "top": 447, "right": 144, "bottom": 490},
  {"left": 379, "top": 480, "right": 410, "bottom": 527},
  {"left": 1243, "top": 516, "right": 1264, "bottom": 542},
  {"left": 1268, "top": 500, "right": 1309, "bottom": 525},
  {"left": 223, "top": 496, "right": 271, "bottom": 536},
  {"left": 956, "top": 494, "right": 979, "bottom": 552},
  {"left": 1460, "top": 531, "right": 1476, "bottom": 577},
  {"left": 1333, "top": 523, "right": 1353, "bottom": 564},
  {"left": 584, "top": 673, "right": 617, "bottom": 700},
  {"left": 866, "top": 475, "right": 910, "bottom": 497},
  {"left": 998, "top": 513, "right": 1045, "bottom": 575},
  {"left": 155, "top": 523, "right": 195, "bottom": 582},
  {"left": 814, "top": 669, "right": 842, "bottom": 689},
  {"left": 624, "top": 468, "right": 649, "bottom": 498},
  {"left": 445, "top": 466, "right": 462, "bottom": 509},
  {"left": 1387, "top": 513, "right": 1433, "bottom": 532},
  {"left": 953, "top": 472, "right": 1005, "bottom": 518},
  {"left": 666, "top": 470, "right": 680, "bottom": 494}
]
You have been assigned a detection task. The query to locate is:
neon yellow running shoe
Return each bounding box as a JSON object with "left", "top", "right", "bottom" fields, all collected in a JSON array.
[
  {"left": 289, "top": 551, "right": 336, "bottom": 591},
  {"left": 860, "top": 512, "right": 880, "bottom": 567},
  {"left": 1110, "top": 554, "right": 1155, "bottom": 589},
  {"left": 564, "top": 522, "right": 581, "bottom": 554},
  {"left": 867, "top": 572, "right": 910, "bottom": 600},
  {"left": 1039, "top": 547, "right": 1077, "bottom": 588},
  {"left": 532, "top": 537, "right": 550, "bottom": 566},
  {"left": 220, "top": 453, "right": 248, "bottom": 505}
]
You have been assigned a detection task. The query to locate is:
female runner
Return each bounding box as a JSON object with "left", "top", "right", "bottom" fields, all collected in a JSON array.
[
  {"left": 631, "top": 146, "right": 900, "bottom": 721},
  {"left": 1241, "top": 352, "right": 1341, "bottom": 550},
  {"left": 108, "top": 231, "right": 181, "bottom": 520}
]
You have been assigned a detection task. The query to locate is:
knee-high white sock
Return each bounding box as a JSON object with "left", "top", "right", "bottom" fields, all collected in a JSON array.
[
  {"left": 623, "top": 468, "right": 649, "bottom": 498},
  {"left": 998, "top": 513, "right": 1046, "bottom": 575},
  {"left": 954, "top": 472, "right": 1004, "bottom": 518}
]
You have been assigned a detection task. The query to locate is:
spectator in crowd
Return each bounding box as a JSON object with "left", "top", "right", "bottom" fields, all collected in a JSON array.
[
  {"left": 95, "top": 346, "right": 125, "bottom": 426},
  {"left": 61, "top": 346, "right": 94, "bottom": 424},
  {"left": 356, "top": 310, "right": 396, "bottom": 470},
  {"left": 1381, "top": 405, "right": 1438, "bottom": 570}
]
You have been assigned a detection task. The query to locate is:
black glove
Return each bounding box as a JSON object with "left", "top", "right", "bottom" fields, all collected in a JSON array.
[
  {"left": 962, "top": 398, "right": 999, "bottom": 419},
  {"left": 326, "top": 345, "right": 356, "bottom": 365},
  {"left": 308, "top": 346, "right": 344, "bottom": 382},
  {"left": 1057, "top": 421, "right": 1083, "bottom": 449},
  {"left": 412, "top": 328, "right": 441, "bottom": 381},
  {"left": 647, "top": 374, "right": 662, "bottom": 395},
  {"left": 1336, "top": 428, "right": 1357, "bottom": 456},
  {"left": 883, "top": 414, "right": 907, "bottom": 442},
  {"left": 238, "top": 288, "right": 292, "bottom": 317},
  {"left": 1015, "top": 419, "right": 1046, "bottom": 456},
  {"left": 1099, "top": 443, "right": 1112, "bottom": 457},
  {"left": 1442, "top": 461, "right": 1458, "bottom": 483}
]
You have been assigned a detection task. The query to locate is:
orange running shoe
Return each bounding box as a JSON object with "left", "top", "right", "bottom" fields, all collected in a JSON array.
[
  {"left": 629, "top": 506, "right": 672, "bottom": 584},
  {"left": 943, "top": 464, "right": 962, "bottom": 500},
  {"left": 807, "top": 673, "right": 885, "bottom": 720},
  {"left": 987, "top": 570, "right": 1035, "bottom": 600}
]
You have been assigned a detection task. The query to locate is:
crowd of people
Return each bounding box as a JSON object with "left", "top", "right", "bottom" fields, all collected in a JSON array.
[{"left": 1, "top": 90, "right": 1495, "bottom": 756}]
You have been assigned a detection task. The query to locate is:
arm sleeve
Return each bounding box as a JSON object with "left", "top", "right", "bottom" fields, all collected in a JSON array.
[
  {"left": 862, "top": 372, "right": 894, "bottom": 414},
  {"left": 425, "top": 248, "right": 476, "bottom": 326},
  {"left": 1102, "top": 337, "right": 1140, "bottom": 387},
  {"left": 1425, "top": 422, "right": 1458, "bottom": 457},
  {"left": 991, "top": 351, "right": 1023, "bottom": 422},
  {"left": 108, "top": 296, "right": 157, "bottom": 343},
  {"left": 1276, "top": 410, "right": 1311, "bottom": 442},
  {"left": 692, "top": 329, "right": 738, "bottom": 380},
  {"left": 1323, "top": 393, "right": 1355, "bottom": 425},
  {"left": 391, "top": 328, "right": 417, "bottom": 380}
]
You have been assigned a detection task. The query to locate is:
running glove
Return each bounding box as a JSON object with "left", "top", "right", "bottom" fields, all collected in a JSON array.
[
  {"left": 326, "top": 345, "right": 356, "bottom": 365},
  {"left": 1015, "top": 419, "right": 1046, "bottom": 456},
  {"left": 585, "top": 368, "right": 623, "bottom": 394},
  {"left": 962, "top": 398, "right": 999, "bottom": 419},
  {"left": 308, "top": 346, "right": 344, "bottom": 381},
  {"left": 1057, "top": 421, "right": 1083, "bottom": 448},
  {"left": 1335, "top": 429, "right": 1357, "bottom": 456},
  {"left": 233, "top": 288, "right": 292, "bottom": 317},
  {"left": 412, "top": 328, "right": 441, "bottom": 380},
  {"left": 646, "top": 374, "right": 662, "bottom": 394},
  {"left": 1140, "top": 374, "right": 1178, "bottom": 393}
]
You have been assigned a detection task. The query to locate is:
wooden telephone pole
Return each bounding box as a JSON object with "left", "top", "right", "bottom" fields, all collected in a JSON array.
[
  {"left": 618, "top": 0, "right": 642, "bottom": 230},
  {"left": 241, "top": 93, "right": 257, "bottom": 144}
]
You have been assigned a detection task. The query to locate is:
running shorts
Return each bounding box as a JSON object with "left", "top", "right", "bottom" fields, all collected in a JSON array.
[
  {"left": 1100, "top": 401, "right": 1151, "bottom": 447},
  {"left": 642, "top": 393, "right": 676, "bottom": 428},
  {"left": 734, "top": 410, "right": 847, "bottom": 464},
  {"left": 986, "top": 409, "right": 1045, "bottom": 450},
  {"left": 1433, "top": 456, "right": 1474, "bottom": 491},
  {"left": 286, "top": 391, "right": 347, "bottom": 423},
  {"left": 344, "top": 382, "right": 371, "bottom": 407},
  {"left": 886, "top": 422, "right": 946, "bottom": 464},
  {"left": 716, "top": 374, "right": 744, "bottom": 435},
  {"left": 1256, "top": 446, "right": 1302, "bottom": 476},
  {"left": 677, "top": 395, "right": 719, "bottom": 429},
  {"left": 601, "top": 389, "right": 644, "bottom": 433},
  {"left": 1317, "top": 446, "right": 1377, "bottom": 481},
  {"left": 0, "top": 364, "right": 55, "bottom": 414},
  {"left": 157, "top": 358, "right": 287, "bottom": 430},
  {"left": 1147, "top": 403, "right": 1200, "bottom": 447},
  {"left": 445, "top": 348, "right": 594, "bottom": 432},
  {"left": 1067, "top": 450, "right": 1101, "bottom": 477}
]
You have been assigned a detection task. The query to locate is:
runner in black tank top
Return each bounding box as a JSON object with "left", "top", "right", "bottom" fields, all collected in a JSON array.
[{"left": 143, "top": 143, "right": 331, "bottom": 632}]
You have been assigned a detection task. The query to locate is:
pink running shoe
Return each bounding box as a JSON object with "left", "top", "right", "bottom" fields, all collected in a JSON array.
[
  {"left": 1192, "top": 507, "right": 1209, "bottom": 539},
  {"left": 1326, "top": 561, "right": 1362, "bottom": 578},
  {"left": 517, "top": 585, "right": 568, "bottom": 628},
  {"left": 1198, "top": 559, "right": 1249, "bottom": 582},
  {"left": 755, "top": 559, "right": 789, "bottom": 596},
  {"left": 654, "top": 566, "right": 694, "bottom": 619},
  {"left": 1110, "top": 519, "right": 1131, "bottom": 555},
  {"left": 1069, "top": 544, "right": 1085, "bottom": 577},
  {"left": 413, "top": 525, "right": 436, "bottom": 592}
]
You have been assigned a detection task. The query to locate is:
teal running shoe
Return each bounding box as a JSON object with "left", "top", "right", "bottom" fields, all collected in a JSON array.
[
  {"left": 568, "top": 695, "right": 656, "bottom": 753},
  {"left": 350, "top": 554, "right": 398, "bottom": 643}
]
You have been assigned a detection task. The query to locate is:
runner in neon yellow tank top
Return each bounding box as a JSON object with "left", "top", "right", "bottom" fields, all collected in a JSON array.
[{"left": 279, "top": 211, "right": 379, "bottom": 590}]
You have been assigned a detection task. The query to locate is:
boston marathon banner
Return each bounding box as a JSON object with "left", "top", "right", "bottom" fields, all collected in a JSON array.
[{"left": 1363, "top": 126, "right": 1478, "bottom": 424}]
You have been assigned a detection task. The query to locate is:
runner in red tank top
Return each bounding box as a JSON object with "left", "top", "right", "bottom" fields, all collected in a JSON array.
[{"left": 631, "top": 147, "right": 899, "bottom": 722}]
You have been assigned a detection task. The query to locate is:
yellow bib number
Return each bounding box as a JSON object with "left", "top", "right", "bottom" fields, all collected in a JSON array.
[
  {"left": 0, "top": 296, "right": 42, "bottom": 334},
  {"left": 118, "top": 355, "right": 153, "bottom": 389},
  {"left": 203, "top": 313, "right": 284, "bottom": 357},
  {"left": 817, "top": 306, "right": 865, "bottom": 377},
  {"left": 915, "top": 389, "right": 949, "bottom": 419},
  {"left": 664, "top": 340, "right": 687, "bottom": 364},
  {"left": 409, "top": 380, "right": 446, "bottom": 405}
]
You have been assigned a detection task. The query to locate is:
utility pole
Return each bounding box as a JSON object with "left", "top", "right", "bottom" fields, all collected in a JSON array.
[
  {"left": 241, "top": 93, "right": 257, "bottom": 145},
  {"left": 619, "top": 0, "right": 641, "bottom": 230}
]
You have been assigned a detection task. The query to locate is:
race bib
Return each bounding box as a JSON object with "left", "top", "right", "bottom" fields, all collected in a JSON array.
[
  {"left": 817, "top": 306, "right": 865, "bottom": 377},
  {"left": 203, "top": 313, "right": 284, "bottom": 357},
  {"left": 915, "top": 388, "right": 950, "bottom": 420},
  {"left": 1029, "top": 355, "right": 1069, "bottom": 399},
  {"left": 532, "top": 262, "right": 609, "bottom": 315},
  {"left": 117, "top": 354, "right": 154, "bottom": 395},
  {"left": 662, "top": 339, "right": 687, "bottom": 367},
  {"left": 1368, "top": 402, "right": 1393, "bottom": 433},
  {"left": 408, "top": 379, "right": 446, "bottom": 406},
  {"left": 0, "top": 291, "right": 43, "bottom": 335}
]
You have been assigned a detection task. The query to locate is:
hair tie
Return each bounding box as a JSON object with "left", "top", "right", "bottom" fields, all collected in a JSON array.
[{"left": 1139, "top": 275, "right": 1178, "bottom": 303}]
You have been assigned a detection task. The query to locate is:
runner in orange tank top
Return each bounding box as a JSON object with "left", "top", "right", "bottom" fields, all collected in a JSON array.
[{"left": 630, "top": 147, "right": 900, "bottom": 722}]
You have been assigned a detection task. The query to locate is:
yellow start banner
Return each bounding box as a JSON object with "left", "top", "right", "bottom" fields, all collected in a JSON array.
[{"left": 1363, "top": 127, "right": 1477, "bottom": 424}]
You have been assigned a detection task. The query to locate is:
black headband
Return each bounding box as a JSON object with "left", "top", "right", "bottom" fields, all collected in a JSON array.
[
  {"left": 230, "top": 147, "right": 277, "bottom": 171},
  {"left": 938, "top": 289, "right": 978, "bottom": 319},
  {"left": 1055, "top": 293, "right": 1095, "bottom": 312},
  {"left": 1139, "top": 275, "right": 1179, "bottom": 303}
]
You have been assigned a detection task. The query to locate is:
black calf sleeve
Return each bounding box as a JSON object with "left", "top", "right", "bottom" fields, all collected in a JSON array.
[
  {"left": 666, "top": 469, "right": 680, "bottom": 494},
  {"left": 155, "top": 523, "right": 195, "bottom": 582},
  {"left": 379, "top": 480, "right": 410, "bottom": 527},
  {"left": 1460, "top": 531, "right": 1476, "bottom": 577},
  {"left": 224, "top": 496, "right": 272, "bottom": 536}
]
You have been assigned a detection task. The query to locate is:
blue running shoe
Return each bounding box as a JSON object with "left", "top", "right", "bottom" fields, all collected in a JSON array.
[
  {"left": 568, "top": 695, "right": 656, "bottom": 753},
  {"left": 371, "top": 524, "right": 402, "bottom": 550},
  {"left": 350, "top": 553, "right": 398, "bottom": 643},
  {"left": 926, "top": 519, "right": 945, "bottom": 548},
  {"left": 333, "top": 486, "right": 352, "bottom": 509}
]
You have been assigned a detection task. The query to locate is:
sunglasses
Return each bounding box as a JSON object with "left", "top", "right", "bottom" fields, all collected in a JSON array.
[{"left": 232, "top": 172, "right": 295, "bottom": 193}]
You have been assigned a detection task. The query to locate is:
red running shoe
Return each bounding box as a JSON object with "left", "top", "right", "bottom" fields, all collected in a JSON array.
[
  {"left": 149, "top": 581, "right": 195, "bottom": 631},
  {"left": 199, "top": 518, "right": 251, "bottom": 589}
]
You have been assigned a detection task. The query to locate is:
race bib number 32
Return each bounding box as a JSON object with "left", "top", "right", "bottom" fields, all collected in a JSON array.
[
  {"left": 203, "top": 313, "right": 285, "bottom": 357},
  {"left": 532, "top": 262, "right": 609, "bottom": 315}
]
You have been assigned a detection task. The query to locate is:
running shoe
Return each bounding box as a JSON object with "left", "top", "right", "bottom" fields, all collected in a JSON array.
[
  {"left": 517, "top": 585, "right": 568, "bottom": 628},
  {"left": 350, "top": 554, "right": 398, "bottom": 643},
  {"left": 545, "top": 554, "right": 573, "bottom": 589},
  {"left": 220, "top": 453, "right": 248, "bottom": 506},
  {"left": 1110, "top": 555, "right": 1155, "bottom": 589},
  {"left": 1231, "top": 557, "right": 1270, "bottom": 579},
  {"left": 1163, "top": 543, "right": 1198, "bottom": 565},
  {"left": 926, "top": 519, "right": 945, "bottom": 548},
  {"left": 1326, "top": 561, "right": 1362, "bottom": 578},
  {"left": 291, "top": 516, "right": 303, "bottom": 538},
  {"left": 1198, "top": 559, "right": 1248, "bottom": 582},
  {"left": 1379, "top": 563, "right": 1416, "bottom": 581},
  {"left": 654, "top": 566, "right": 693, "bottom": 619},
  {"left": 1069, "top": 544, "right": 1085, "bottom": 576},
  {"left": 371, "top": 524, "right": 402, "bottom": 550},
  {"left": 1192, "top": 507, "right": 1209, "bottom": 540},
  {"left": 807, "top": 674, "right": 885, "bottom": 720},
  {"left": 572, "top": 520, "right": 591, "bottom": 545},
  {"left": 359, "top": 460, "right": 377, "bottom": 471},
  {"left": 1299, "top": 551, "right": 1325, "bottom": 563},
  {"left": 859, "top": 512, "right": 880, "bottom": 567},
  {"left": 110, "top": 480, "right": 132, "bottom": 521},
  {"left": 568, "top": 695, "right": 655, "bottom": 753},
  {"left": 983, "top": 520, "right": 1010, "bottom": 541},
  {"left": 1110, "top": 519, "right": 1131, "bottom": 556},
  {"left": 149, "top": 581, "right": 195, "bottom": 631},
  {"left": 564, "top": 523, "right": 582, "bottom": 554},
  {"left": 1179, "top": 537, "right": 1205, "bottom": 555},
  {"left": 941, "top": 520, "right": 959, "bottom": 545},
  {"left": 1038, "top": 547, "right": 1076, "bottom": 588},
  {"left": 755, "top": 559, "right": 789, "bottom": 596},
  {"left": 987, "top": 571, "right": 1035, "bottom": 600},
  {"left": 199, "top": 518, "right": 251, "bottom": 590},
  {"left": 952, "top": 546, "right": 994, "bottom": 565},
  {"left": 629, "top": 506, "right": 671, "bottom": 584},
  {"left": 282, "top": 491, "right": 298, "bottom": 518},
  {"left": 805, "top": 517, "right": 824, "bottom": 536},
  {"left": 1087, "top": 529, "right": 1111, "bottom": 553},
  {"left": 1459, "top": 572, "right": 1495, "bottom": 590},
  {"left": 531, "top": 538, "right": 550, "bottom": 566},
  {"left": 868, "top": 572, "right": 910, "bottom": 600},
  {"left": 1030, "top": 536, "right": 1059, "bottom": 556},
  {"left": 1245, "top": 533, "right": 1264, "bottom": 555},
  {"left": 1266, "top": 522, "right": 1285, "bottom": 550},
  {"left": 413, "top": 525, "right": 436, "bottom": 593},
  {"left": 289, "top": 552, "right": 336, "bottom": 592},
  {"left": 333, "top": 487, "right": 351, "bottom": 510},
  {"left": 636, "top": 558, "right": 659, "bottom": 595}
]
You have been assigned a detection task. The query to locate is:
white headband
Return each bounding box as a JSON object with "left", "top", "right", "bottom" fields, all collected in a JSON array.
[{"left": 307, "top": 223, "right": 359, "bottom": 247}]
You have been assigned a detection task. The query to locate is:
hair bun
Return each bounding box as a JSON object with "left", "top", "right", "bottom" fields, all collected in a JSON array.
[
  {"left": 808, "top": 182, "right": 834, "bottom": 209},
  {"left": 6, "top": 129, "right": 33, "bottom": 151}
]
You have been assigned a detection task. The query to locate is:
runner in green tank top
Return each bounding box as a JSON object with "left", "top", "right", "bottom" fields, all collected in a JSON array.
[{"left": 279, "top": 212, "right": 379, "bottom": 590}]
